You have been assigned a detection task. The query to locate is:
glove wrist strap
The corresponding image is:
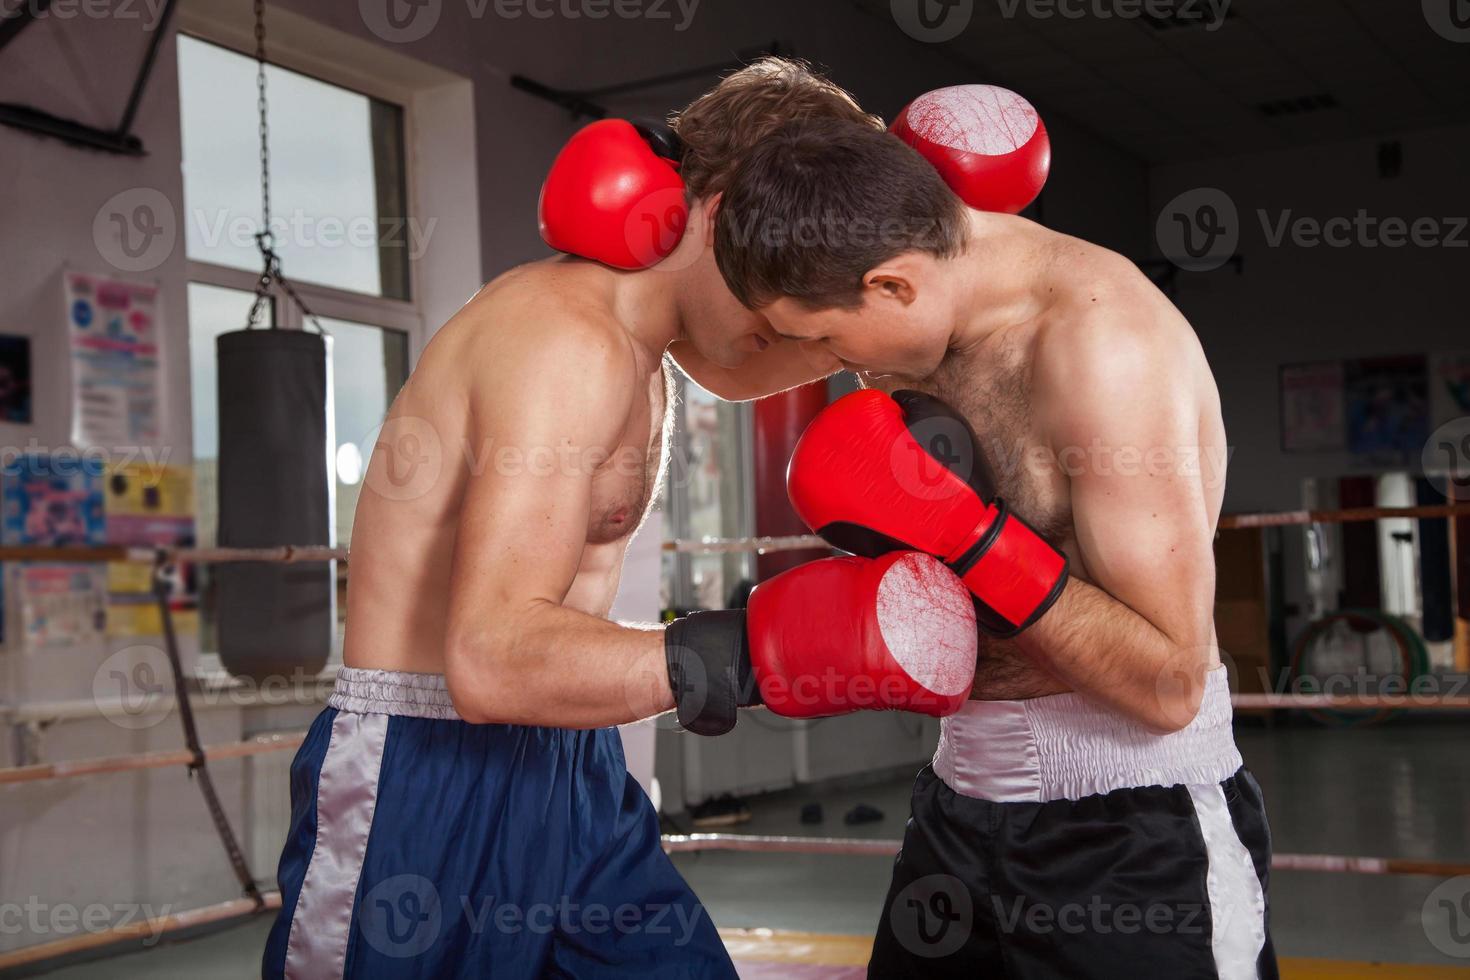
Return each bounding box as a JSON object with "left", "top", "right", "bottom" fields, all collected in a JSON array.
[
  {"left": 664, "top": 610, "right": 760, "bottom": 737},
  {"left": 954, "top": 500, "right": 1070, "bottom": 637}
]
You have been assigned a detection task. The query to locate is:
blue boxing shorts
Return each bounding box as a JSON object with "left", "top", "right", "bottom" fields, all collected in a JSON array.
[{"left": 262, "top": 668, "right": 736, "bottom": 979}]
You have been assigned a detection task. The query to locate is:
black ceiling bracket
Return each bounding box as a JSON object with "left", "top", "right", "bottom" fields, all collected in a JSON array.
[
  {"left": 510, "top": 41, "right": 785, "bottom": 121},
  {"left": 0, "top": 0, "right": 177, "bottom": 156}
]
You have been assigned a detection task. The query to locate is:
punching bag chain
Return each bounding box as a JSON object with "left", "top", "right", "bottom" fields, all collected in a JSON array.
[{"left": 245, "top": 0, "right": 326, "bottom": 335}]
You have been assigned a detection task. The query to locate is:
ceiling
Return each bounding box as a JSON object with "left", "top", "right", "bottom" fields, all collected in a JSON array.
[{"left": 856, "top": 0, "right": 1470, "bottom": 163}]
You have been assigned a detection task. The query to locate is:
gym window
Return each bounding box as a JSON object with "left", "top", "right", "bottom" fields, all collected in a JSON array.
[{"left": 179, "top": 35, "right": 419, "bottom": 652}]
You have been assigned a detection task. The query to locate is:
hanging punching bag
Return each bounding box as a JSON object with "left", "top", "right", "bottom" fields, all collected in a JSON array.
[{"left": 215, "top": 328, "right": 334, "bottom": 681}]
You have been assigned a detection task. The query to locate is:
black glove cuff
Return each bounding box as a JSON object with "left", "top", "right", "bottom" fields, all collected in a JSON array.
[{"left": 664, "top": 610, "right": 759, "bottom": 737}]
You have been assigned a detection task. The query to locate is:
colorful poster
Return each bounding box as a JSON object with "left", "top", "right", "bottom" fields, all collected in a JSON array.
[
  {"left": 1344, "top": 356, "right": 1430, "bottom": 463},
  {"left": 105, "top": 462, "right": 199, "bottom": 637},
  {"left": 1, "top": 453, "right": 107, "bottom": 647},
  {"left": 1280, "top": 362, "right": 1344, "bottom": 452},
  {"left": 1, "top": 453, "right": 106, "bottom": 547},
  {"left": 65, "top": 272, "right": 162, "bottom": 451},
  {"left": 11, "top": 564, "right": 106, "bottom": 647}
]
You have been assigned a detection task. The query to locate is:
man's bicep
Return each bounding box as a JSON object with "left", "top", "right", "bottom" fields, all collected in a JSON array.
[
  {"left": 450, "top": 455, "right": 592, "bottom": 616},
  {"left": 1063, "top": 393, "right": 1216, "bottom": 646},
  {"left": 448, "top": 336, "right": 631, "bottom": 622}
]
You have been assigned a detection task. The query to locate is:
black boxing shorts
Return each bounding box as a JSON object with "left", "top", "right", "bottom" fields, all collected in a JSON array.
[{"left": 869, "top": 668, "right": 1278, "bottom": 979}]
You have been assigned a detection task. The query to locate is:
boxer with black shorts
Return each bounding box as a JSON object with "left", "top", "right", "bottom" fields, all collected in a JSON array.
[{"left": 711, "top": 88, "right": 1277, "bottom": 979}]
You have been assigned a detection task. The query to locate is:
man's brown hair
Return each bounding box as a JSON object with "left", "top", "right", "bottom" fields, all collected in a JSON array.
[
  {"left": 672, "top": 57, "right": 882, "bottom": 201},
  {"left": 715, "top": 118, "right": 970, "bottom": 310}
]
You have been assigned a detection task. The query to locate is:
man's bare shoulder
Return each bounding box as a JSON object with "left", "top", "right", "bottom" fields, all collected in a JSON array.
[
  {"left": 1032, "top": 242, "right": 1201, "bottom": 421},
  {"left": 432, "top": 260, "right": 638, "bottom": 381}
]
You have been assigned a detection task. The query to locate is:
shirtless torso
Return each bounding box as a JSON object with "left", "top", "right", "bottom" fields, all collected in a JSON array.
[
  {"left": 859, "top": 231, "right": 1229, "bottom": 705},
  {"left": 343, "top": 260, "right": 672, "bottom": 677}
]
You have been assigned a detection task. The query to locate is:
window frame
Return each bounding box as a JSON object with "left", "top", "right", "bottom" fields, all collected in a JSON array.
[{"left": 175, "top": 26, "right": 428, "bottom": 354}]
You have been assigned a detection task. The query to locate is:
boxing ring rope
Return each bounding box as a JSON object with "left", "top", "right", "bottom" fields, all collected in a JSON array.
[
  {"left": 0, "top": 732, "right": 306, "bottom": 785},
  {"left": 0, "top": 543, "right": 349, "bottom": 564},
  {"left": 2, "top": 501, "right": 1469, "bottom": 970},
  {"left": 0, "top": 504, "right": 1464, "bottom": 565},
  {"left": 659, "top": 834, "right": 1470, "bottom": 879}
]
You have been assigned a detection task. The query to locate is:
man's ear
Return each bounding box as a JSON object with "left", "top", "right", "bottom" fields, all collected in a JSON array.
[
  {"left": 863, "top": 257, "right": 920, "bottom": 305},
  {"left": 699, "top": 193, "right": 722, "bottom": 247}
]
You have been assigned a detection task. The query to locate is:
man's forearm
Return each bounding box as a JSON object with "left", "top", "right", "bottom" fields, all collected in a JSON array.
[
  {"left": 1012, "top": 579, "right": 1205, "bottom": 732},
  {"left": 447, "top": 602, "right": 674, "bottom": 729}
]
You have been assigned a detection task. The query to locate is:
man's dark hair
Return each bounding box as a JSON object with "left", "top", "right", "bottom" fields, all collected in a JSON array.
[{"left": 715, "top": 118, "right": 969, "bottom": 310}]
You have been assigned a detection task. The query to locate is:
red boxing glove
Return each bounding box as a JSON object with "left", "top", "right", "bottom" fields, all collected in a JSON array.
[
  {"left": 664, "top": 552, "right": 977, "bottom": 736},
  {"left": 749, "top": 551, "right": 976, "bottom": 720},
  {"left": 538, "top": 119, "right": 689, "bottom": 270},
  {"left": 787, "top": 389, "right": 1067, "bottom": 637},
  {"left": 891, "top": 84, "right": 1050, "bottom": 215}
]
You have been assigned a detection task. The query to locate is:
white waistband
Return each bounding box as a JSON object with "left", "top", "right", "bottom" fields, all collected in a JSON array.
[
  {"left": 328, "top": 667, "right": 461, "bottom": 719},
  {"left": 933, "top": 668, "right": 1242, "bottom": 802}
]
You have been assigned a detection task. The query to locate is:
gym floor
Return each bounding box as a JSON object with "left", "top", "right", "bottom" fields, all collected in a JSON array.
[{"left": 34, "top": 720, "right": 1470, "bottom": 978}]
